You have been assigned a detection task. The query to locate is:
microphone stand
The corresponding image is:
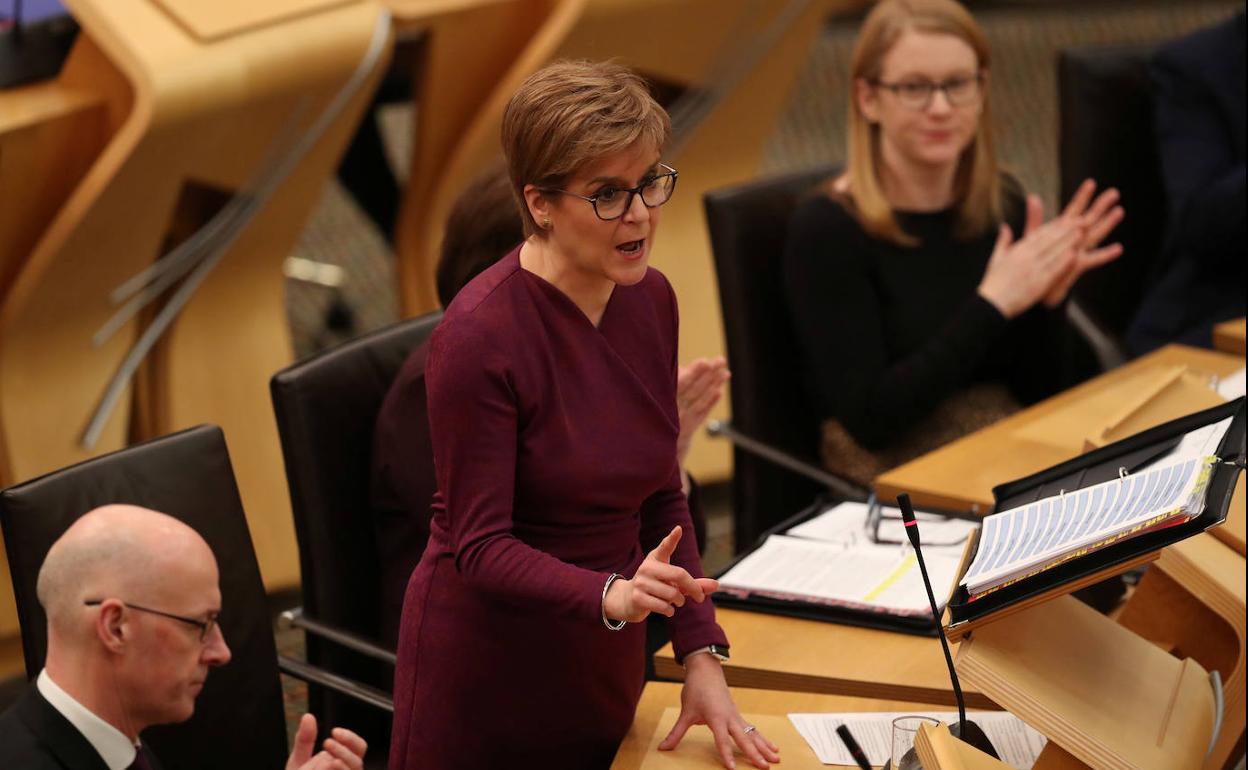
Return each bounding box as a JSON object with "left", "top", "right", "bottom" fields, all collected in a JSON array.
[{"left": 896, "top": 493, "right": 1000, "bottom": 760}]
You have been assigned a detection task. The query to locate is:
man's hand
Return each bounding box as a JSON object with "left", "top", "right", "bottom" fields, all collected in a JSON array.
[{"left": 287, "top": 713, "right": 368, "bottom": 770}]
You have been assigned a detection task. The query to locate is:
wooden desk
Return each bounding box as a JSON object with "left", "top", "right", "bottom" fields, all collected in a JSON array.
[
  {"left": 612, "top": 682, "right": 949, "bottom": 769},
  {"left": 1213, "top": 318, "right": 1246, "bottom": 356},
  {"left": 875, "top": 344, "right": 1245, "bottom": 515},
  {"left": 654, "top": 609, "right": 996, "bottom": 709}
]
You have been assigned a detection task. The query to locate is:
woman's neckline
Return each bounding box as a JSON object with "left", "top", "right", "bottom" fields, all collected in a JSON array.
[{"left": 515, "top": 245, "right": 617, "bottom": 330}]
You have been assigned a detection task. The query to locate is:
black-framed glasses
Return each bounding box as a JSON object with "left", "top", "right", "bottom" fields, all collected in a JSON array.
[
  {"left": 871, "top": 72, "right": 984, "bottom": 110},
  {"left": 84, "top": 599, "right": 219, "bottom": 642},
  {"left": 864, "top": 494, "right": 972, "bottom": 547},
  {"left": 539, "top": 163, "right": 678, "bottom": 221}
]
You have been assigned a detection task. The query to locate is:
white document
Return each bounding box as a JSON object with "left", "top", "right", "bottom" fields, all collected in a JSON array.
[
  {"left": 963, "top": 455, "right": 1211, "bottom": 595},
  {"left": 1168, "top": 415, "right": 1234, "bottom": 463},
  {"left": 788, "top": 501, "right": 978, "bottom": 547},
  {"left": 787, "top": 710, "right": 1046, "bottom": 768},
  {"left": 717, "top": 533, "right": 967, "bottom": 616},
  {"left": 1217, "top": 367, "right": 1246, "bottom": 401}
]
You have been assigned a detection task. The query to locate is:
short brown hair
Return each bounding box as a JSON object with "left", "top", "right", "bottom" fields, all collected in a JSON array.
[
  {"left": 842, "top": 0, "right": 1001, "bottom": 245},
  {"left": 501, "top": 59, "right": 671, "bottom": 235}
]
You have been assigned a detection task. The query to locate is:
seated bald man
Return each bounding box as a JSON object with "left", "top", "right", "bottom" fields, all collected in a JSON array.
[{"left": 0, "top": 504, "right": 367, "bottom": 770}]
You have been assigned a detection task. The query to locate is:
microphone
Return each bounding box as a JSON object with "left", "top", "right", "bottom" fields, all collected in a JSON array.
[{"left": 896, "top": 493, "right": 1000, "bottom": 760}]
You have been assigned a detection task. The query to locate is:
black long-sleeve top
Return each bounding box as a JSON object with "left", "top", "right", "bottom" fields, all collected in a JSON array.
[{"left": 782, "top": 188, "right": 1065, "bottom": 451}]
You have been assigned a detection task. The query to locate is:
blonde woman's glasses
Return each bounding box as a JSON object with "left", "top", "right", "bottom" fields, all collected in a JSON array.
[{"left": 872, "top": 72, "right": 983, "bottom": 110}]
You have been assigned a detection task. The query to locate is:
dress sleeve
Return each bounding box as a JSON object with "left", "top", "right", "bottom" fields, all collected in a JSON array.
[
  {"left": 782, "top": 197, "right": 1008, "bottom": 450},
  {"left": 637, "top": 276, "right": 728, "bottom": 660},
  {"left": 426, "top": 318, "right": 608, "bottom": 621}
]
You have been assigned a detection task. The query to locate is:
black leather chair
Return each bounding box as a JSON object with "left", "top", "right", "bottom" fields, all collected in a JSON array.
[
  {"left": 705, "top": 165, "right": 867, "bottom": 551},
  {"left": 269, "top": 311, "right": 443, "bottom": 761},
  {"left": 1059, "top": 41, "right": 1165, "bottom": 362},
  {"left": 0, "top": 425, "right": 290, "bottom": 770}
]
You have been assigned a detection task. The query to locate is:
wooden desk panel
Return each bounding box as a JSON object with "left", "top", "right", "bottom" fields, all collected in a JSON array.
[
  {"left": 875, "top": 345, "right": 1245, "bottom": 514},
  {"left": 654, "top": 609, "right": 996, "bottom": 709},
  {"left": 613, "top": 682, "right": 948, "bottom": 770},
  {"left": 1213, "top": 318, "right": 1246, "bottom": 356}
]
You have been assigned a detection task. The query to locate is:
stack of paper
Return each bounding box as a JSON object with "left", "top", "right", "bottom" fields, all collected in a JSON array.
[
  {"left": 788, "top": 711, "right": 1046, "bottom": 768},
  {"left": 962, "top": 454, "right": 1213, "bottom": 598}
]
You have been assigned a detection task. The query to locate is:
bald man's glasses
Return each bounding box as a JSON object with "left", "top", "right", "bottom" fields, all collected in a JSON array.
[{"left": 84, "top": 600, "right": 219, "bottom": 642}]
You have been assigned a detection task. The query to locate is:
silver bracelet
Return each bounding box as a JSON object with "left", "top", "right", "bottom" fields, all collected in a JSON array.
[{"left": 601, "top": 573, "right": 627, "bottom": 631}]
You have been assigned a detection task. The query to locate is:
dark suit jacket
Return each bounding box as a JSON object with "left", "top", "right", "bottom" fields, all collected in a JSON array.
[
  {"left": 1128, "top": 12, "right": 1246, "bottom": 353},
  {"left": 0, "top": 686, "right": 163, "bottom": 770}
]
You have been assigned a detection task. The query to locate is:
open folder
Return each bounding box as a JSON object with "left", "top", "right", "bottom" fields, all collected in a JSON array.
[
  {"left": 713, "top": 499, "right": 978, "bottom": 635},
  {"left": 944, "top": 396, "right": 1245, "bottom": 633}
]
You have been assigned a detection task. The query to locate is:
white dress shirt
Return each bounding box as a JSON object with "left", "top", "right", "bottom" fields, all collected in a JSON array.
[{"left": 37, "top": 669, "right": 139, "bottom": 770}]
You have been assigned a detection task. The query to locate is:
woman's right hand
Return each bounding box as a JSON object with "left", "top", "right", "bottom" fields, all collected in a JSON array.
[
  {"left": 604, "top": 527, "right": 719, "bottom": 624},
  {"left": 978, "top": 194, "right": 1084, "bottom": 319}
]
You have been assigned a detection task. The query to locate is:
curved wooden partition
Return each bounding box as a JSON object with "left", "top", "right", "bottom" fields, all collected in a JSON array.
[
  {"left": 0, "top": 0, "right": 390, "bottom": 647},
  {"left": 1117, "top": 531, "right": 1246, "bottom": 770},
  {"left": 392, "top": 0, "right": 869, "bottom": 481}
]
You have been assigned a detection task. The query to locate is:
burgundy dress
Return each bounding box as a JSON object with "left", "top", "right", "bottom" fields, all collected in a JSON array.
[{"left": 388, "top": 248, "right": 728, "bottom": 770}]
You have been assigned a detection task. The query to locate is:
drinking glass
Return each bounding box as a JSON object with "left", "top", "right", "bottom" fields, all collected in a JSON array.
[{"left": 889, "top": 715, "right": 939, "bottom": 770}]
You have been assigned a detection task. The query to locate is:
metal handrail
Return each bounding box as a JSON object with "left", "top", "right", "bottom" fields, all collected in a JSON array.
[
  {"left": 706, "top": 419, "right": 869, "bottom": 501},
  {"left": 279, "top": 608, "right": 397, "bottom": 666},
  {"left": 277, "top": 655, "right": 393, "bottom": 713}
]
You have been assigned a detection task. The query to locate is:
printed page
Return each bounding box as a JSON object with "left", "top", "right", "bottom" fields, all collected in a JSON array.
[
  {"left": 1217, "top": 367, "right": 1245, "bottom": 401},
  {"left": 788, "top": 711, "right": 1046, "bottom": 768},
  {"left": 718, "top": 534, "right": 965, "bottom": 615},
  {"left": 963, "top": 455, "right": 1208, "bottom": 595},
  {"left": 1167, "top": 415, "right": 1234, "bottom": 463}
]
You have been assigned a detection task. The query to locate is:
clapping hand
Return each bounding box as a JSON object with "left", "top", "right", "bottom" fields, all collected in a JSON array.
[
  {"left": 978, "top": 181, "right": 1123, "bottom": 318},
  {"left": 603, "top": 527, "right": 718, "bottom": 623},
  {"left": 287, "top": 714, "right": 367, "bottom": 770},
  {"left": 676, "top": 358, "right": 731, "bottom": 466},
  {"left": 1042, "top": 178, "right": 1124, "bottom": 307}
]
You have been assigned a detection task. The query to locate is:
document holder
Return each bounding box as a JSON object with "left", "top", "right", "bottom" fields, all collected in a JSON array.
[
  {"left": 955, "top": 595, "right": 1218, "bottom": 770},
  {"left": 944, "top": 397, "right": 1245, "bottom": 634},
  {"left": 711, "top": 497, "right": 977, "bottom": 637}
]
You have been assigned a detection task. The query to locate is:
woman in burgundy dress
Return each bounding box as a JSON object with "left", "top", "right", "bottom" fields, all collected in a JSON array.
[{"left": 388, "top": 61, "right": 779, "bottom": 770}]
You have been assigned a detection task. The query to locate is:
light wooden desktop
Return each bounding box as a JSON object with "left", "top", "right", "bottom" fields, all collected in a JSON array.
[
  {"left": 1214, "top": 318, "right": 1246, "bottom": 356},
  {"left": 654, "top": 610, "right": 995, "bottom": 709},
  {"left": 874, "top": 344, "right": 1244, "bottom": 516},
  {"left": 615, "top": 682, "right": 1086, "bottom": 770},
  {"left": 613, "top": 682, "right": 957, "bottom": 770}
]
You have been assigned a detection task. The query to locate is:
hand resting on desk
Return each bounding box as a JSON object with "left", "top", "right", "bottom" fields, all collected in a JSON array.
[{"left": 659, "top": 654, "right": 781, "bottom": 769}]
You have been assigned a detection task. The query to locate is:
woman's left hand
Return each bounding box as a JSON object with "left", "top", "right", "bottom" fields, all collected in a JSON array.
[
  {"left": 1041, "top": 178, "right": 1125, "bottom": 308},
  {"left": 658, "top": 654, "right": 780, "bottom": 769}
]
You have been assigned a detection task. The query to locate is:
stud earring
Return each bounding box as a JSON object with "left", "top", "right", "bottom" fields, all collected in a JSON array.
[{"left": 541, "top": 218, "right": 552, "bottom": 230}]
